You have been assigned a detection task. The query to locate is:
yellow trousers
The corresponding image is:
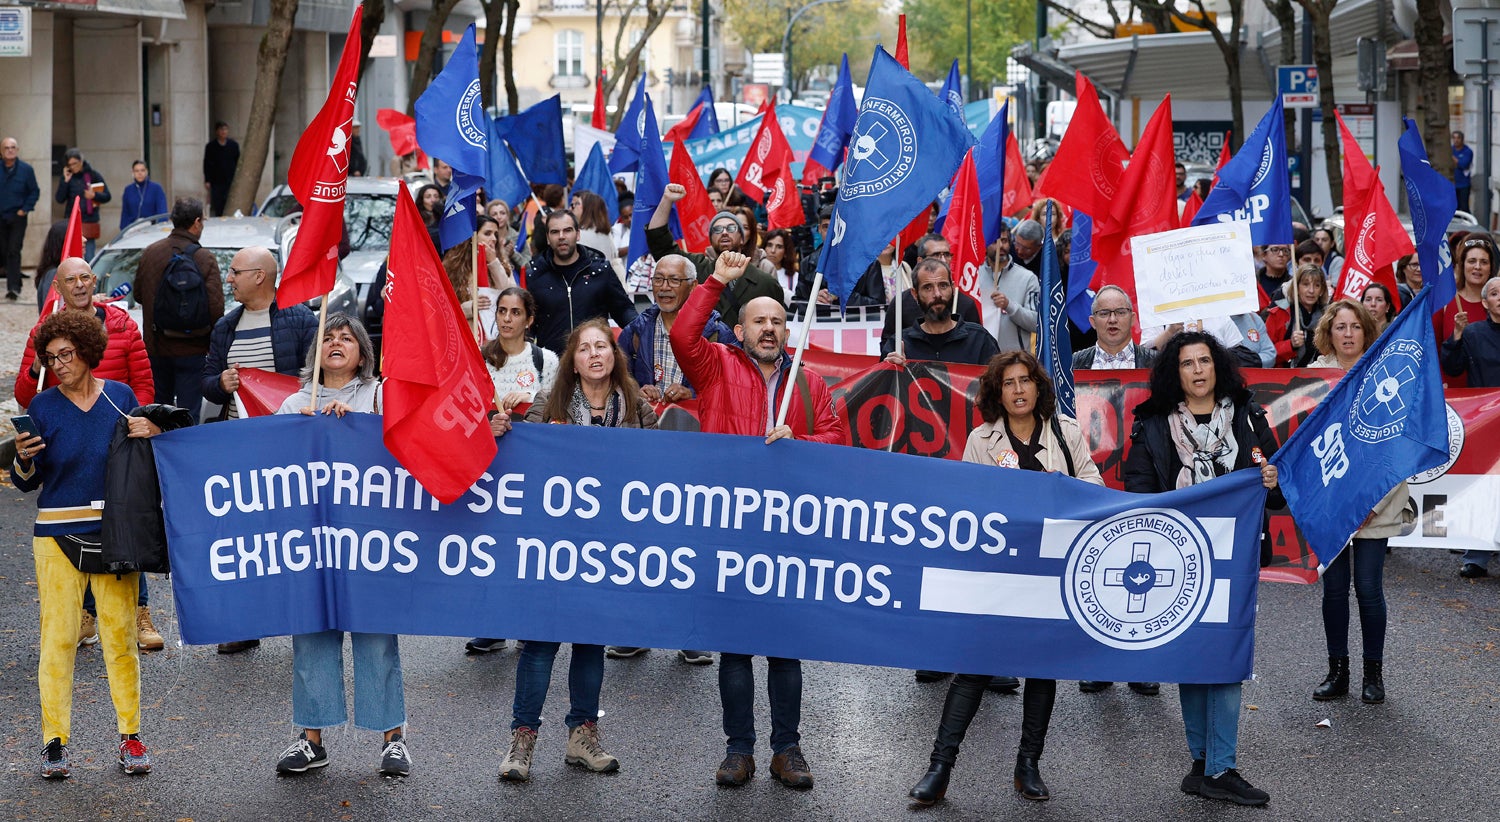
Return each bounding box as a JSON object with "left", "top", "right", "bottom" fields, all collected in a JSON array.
[{"left": 34, "top": 537, "right": 140, "bottom": 744}]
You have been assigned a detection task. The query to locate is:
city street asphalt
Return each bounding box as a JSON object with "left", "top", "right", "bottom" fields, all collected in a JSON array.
[{"left": 0, "top": 487, "right": 1495, "bottom": 821}]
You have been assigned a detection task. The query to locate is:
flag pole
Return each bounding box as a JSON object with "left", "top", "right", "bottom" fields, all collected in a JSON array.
[
  {"left": 309, "top": 297, "right": 330, "bottom": 411},
  {"left": 894, "top": 268, "right": 904, "bottom": 358},
  {"left": 471, "top": 236, "right": 482, "bottom": 343},
  {"left": 776, "top": 270, "right": 822, "bottom": 428}
]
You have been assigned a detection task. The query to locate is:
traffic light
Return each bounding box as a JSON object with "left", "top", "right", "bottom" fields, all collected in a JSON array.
[{"left": 664, "top": 67, "right": 675, "bottom": 86}]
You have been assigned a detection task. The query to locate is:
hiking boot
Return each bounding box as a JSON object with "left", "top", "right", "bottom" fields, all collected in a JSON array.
[
  {"left": 78, "top": 611, "right": 98, "bottom": 647},
  {"left": 379, "top": 733, "right": 411, "bottom": 776},
  {"left": 136, "top": 606, "right": 165, "bottom": 651},
  {"left": 770, "top": 745, "right": 814, "bottom": 790},
  {"left": 565, "top": 721, "right": 619, "bottom": 773},
  {"left": 499, "top": 727, "right": 537, "bottom": 782},
  {"left": 1199, "top": 768, "right": 1270, "bottom": 806},
  {"left": 465, "top": 637, "right": 507, "bottom": 654},
  {"left": 40, "top": 738, "right": 69, "bottom": 779},
  {"left": 715, "top": 752, "right": 755, "bottom": 787},
  {"left": 118, "top": 735, "right": 153, "bottom": 774},
  {"left": 276, "top": 732, "right": 329, "bottom": 774},
  {"left": 678, "top": 650, "right": 714, "bottom": 665}
]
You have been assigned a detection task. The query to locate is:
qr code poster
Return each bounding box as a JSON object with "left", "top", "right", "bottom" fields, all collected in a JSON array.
[{"left": 1173, "top": 121, "right": 1233, "bottom": 166}]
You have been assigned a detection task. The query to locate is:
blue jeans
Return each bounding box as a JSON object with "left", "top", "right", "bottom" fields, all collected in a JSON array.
[
  {"left": 1461, "top": 549, "right": 1492, "bottom": 570},
  {"left": 511, "top": 641, "right": 604, "bottom": 731},
  {"left": 149, "top": 353, "right": 205, "bottom": 423},
  {"left": 1322, "top": 537, "right": 1387, "bottom": 660},
  {"left": 83, "top": 574, "right": 148, "bottom": 614},
  {"left": 292, "top": 631, "right": 405, "bottom": 732},
  {"left": 1180, "top": 682, "right": 1241, "bottom": 776},
  {"left": 719, "top": 653, "right": 801, "bottom": 756}
]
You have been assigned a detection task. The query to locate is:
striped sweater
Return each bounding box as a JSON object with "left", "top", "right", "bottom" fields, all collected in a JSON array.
[{"left": 10, "top": 380, "right": 135, "bottom": 536}]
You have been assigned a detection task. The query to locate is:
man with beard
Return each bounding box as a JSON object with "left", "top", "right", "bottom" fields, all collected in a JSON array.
[
  {"left": 647, "top": 183, "right": 783, "bottom": 325},
  {"left": 668, "top": 250, "right": 848, "bottom": 792},
  {"left": 883, "top": 259, "right": 999, "bottom": 366},
  {"left": 879, "top": 234, "right": 983, "bottom": 356},
  {"left": 525, "top": 210, "right": 637, "bottom": 353}
]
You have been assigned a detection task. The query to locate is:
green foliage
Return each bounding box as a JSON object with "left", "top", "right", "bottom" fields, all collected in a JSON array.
[
  {"left": 904, "top": 0, "right": 1035, "bottom": 86},
  {"left": 721, "top": 0, "right": 889, "bottom": 87}
]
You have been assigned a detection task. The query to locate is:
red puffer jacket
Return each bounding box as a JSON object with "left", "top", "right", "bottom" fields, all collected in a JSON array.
[
  {"left": 670, "top": 276, "right": 849, "bottom": 445},
  {"left": 16, "top": 303, "right": 154, "bottom": 408}
]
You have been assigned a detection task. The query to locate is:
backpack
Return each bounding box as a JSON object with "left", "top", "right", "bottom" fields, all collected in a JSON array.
[{"left": 153, "top": 242, "right": 212, "bottom": 336}]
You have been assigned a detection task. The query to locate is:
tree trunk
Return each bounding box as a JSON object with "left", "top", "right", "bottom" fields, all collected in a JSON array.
[
  {"left": 1307, "top": 1, "right": 1341, "bottom": 206},
  {"left": 503, "top": 0, "right": 520, "bottom": 114},
  {"left": 1265, "top": 0, "right": 1298, "bottom": 151},
  {"left": 226, "top": 0, "right": 298, "bottom": 217},
  {"left": 479, "top": 0, "right": 505, "bottom": 109},
  {"left": 408, "top": 0, "right": 464, "bottom": 114},
  {"left": 1414, "top": 0, "right": 1453, "bottom": 177},
  {"left": 357, "top": 0, "right": 385, "bottom": 80},
  {"left": 606, "top": 0, "right": 671, "bottom": 130}
]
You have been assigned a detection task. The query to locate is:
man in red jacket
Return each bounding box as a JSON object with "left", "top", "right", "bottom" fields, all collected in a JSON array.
[{"left": 668, "top": 250, "right": 848, "bottom": 792}]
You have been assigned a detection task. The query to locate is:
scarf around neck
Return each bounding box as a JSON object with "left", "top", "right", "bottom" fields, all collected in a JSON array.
[{"left": 1167, "top": 397, "right": 1238, "bottom": 489}]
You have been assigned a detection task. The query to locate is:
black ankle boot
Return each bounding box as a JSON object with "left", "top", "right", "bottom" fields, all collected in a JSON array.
[
  {"left": 1013, "top": 753, "right": 1049, "bottom": 800},
  {"left": 909, "top": 761, "right": 952, "bottom": 805},
  {"left": 1361, "top": 659, "right": 1385, "bottom": 704},
  {"left": 1312, "top": 656, "right": 1349, "bottom": 700}
]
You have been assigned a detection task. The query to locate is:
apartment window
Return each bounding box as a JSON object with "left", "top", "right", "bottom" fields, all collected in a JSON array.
[{"left": 555, "top": 30, "right": 584, "bottom": 77}]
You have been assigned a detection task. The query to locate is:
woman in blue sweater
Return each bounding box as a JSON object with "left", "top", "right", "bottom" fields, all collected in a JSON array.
[{"left": 13, "top": 310, "right": 163, "bottom": 779}]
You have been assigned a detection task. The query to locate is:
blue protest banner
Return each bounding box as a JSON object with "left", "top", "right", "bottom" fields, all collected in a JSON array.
[
  {"left": 573, "top": 141, "right": 620, "bottom": 223},
  {"left": 940, "top": 59, "right": 965, "bottom": 122},
  {"left": 806, "top": 55, "right": 857, "bottom": 174},
  {"left": 672, "top": 105, "right": 823, "bottom": 183},
  {"left": 687, "top": 85, "right": 720, "bottom": 139},
  {"left": 1039, "top": 205, "right": 1074, "bottom": 418},
  {"left": 1067, "top": 211, "right": 1098, "bottom": 329},
  {"left": 608, "top": 77, "right": 648, "bottom": 174},
  {"left": 1272, "top": 286, "right": 1449, "bottom": 563},
  {"left": 1398, "top": 117, "right": 1457, "bottom": 309},
  {"left": 628, "top": 93, "right": 680, "bottom": 265},
  {"left": 484, "top": 137, "right": 532, "bottom": 210},
  {"left": 1191, "top": 97, "right": 1293, "bottom": 245},
  {"left": 156, "top": 415, "right": 1269, "bottom": 684},
  {"left": 975, "top": 100, "right": 1010, "bottom": 245},
  {"left": 414, "top": 24, "right": 489, "bottom": 250},
  {"left": 819, "top": 48, "right": 974, "bottom": 308}
]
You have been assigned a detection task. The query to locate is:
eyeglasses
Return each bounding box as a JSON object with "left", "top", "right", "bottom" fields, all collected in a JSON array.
[
  {"left": 709, "top": 224, "right": 740, "bottom": 235},
  {"left": 1091, "top": 308, "right": 1133, "bottom": 320},
  {"left": 39, "top": 348, "right": 76, "bottom": 367},
  {"left": 651, "top": 275, "right": 691, "bottom": 286},
  {"left": 1265, "top": 247, "right": 1292, "bottom": 256},
  {"left": 60, "top": 274, "right": 95, "bottom": 285},
  {"left": 924, "top": 251, "right": 954, "bottom": 260},
  {"left": 227, "top": 267, "right": 263, "bottom": 278}
]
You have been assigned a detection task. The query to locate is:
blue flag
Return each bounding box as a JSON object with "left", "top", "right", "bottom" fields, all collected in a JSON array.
[
  {"left": 806, "top": 54, "right": 857, "bottom": 174},
  {"left": 414, "top": 24, "right": 490, "bottom": 250},
  {"left": 974, "top": 100, "right": 1010, "bottom": 246},
  {"left": 1191, "top": 97, "right": 1292, "bottom": 245},
  {"left": 413, "top": 25, "right": 489, "bottom": 181},
  {"left": 1067, "top": 211, "right": 1098, "bottom": 329},
  {"left": 940, "top": 59, "right": 965, "bottom": 122},
  {"left": 573, "top": 141, "right": 620, "bottom": 224},
  {"left": 494, "top": 94, "right": 568, "bottom": 186},
  {"left": 1271, "top": 285, "right": 1449, "bottom": 564},
  {"left": 628, "top": 93, "right": 680, "bottom": 266},
  {"left": 1398, "top": 117, "right": 1457, "bottom": 309},
  {"left": 1039, "top": 204, "right": 1074, "bottom": 418},
  {"left": 819, "top": 48, "right": 974, "bottom": 307},
  {"left": 687, "top": 86, "right": 720, "bottom": 139},
  {"left": 513, "top": 206, "right": 529, "bottom": 253},
  {"left": 608, "top": 77, "right": 648, "bottom": 174},
  {"left": 485, "top": 138, "right": 532, "bottom": 211}
]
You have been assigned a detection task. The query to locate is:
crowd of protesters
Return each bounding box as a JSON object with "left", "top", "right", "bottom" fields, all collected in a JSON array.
[{"left": 7, "top": 156, "right": 1497, "bottom": 811}]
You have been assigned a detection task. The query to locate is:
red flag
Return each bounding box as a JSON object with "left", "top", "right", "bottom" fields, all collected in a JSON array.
[
  {"left": 1091, "top": 96, "right": 1179, "bottom": 306},
  {"left": 1002, "top": 132, "right": 1035, "bottom": 216},
  {"left": 669, "top": 140, "right": 716, "bottom": 253},
  {"left": 278, "top": 6, "right": 364, "bottom": 308},
  {"left": 801, "top": 156, "right": 835, "bottom": 187},
  {"left": 1035, "top": 73, "right": 1128, "bottom": 221},
  {"left": 941, "top": 150, "right": 986, "bottom": 321},
  {"left": 381, "top": 184, "right": 497, "bottom": 504},
  {"left": 62, "top": 196, "right": 83, "bottom": 260},
  {"left": 735, "top": 101, "right": 805, "bottom": 229},
  {"left": 896, "top": 207, "right": 934, "bottom": 261},
  {"left": 591, "top": 70, "right": 607, "bottom": 130},
  {"left": 896, "top": 15, "right": 909, "bottom": 69},
  {"left": 377, "top": 108, "right": 429, "bottom": 170},
  {"left": 1180, "top": 188, "right": 1204, "bottom": 225},
  {"left": 1215, "top": 132, "right": 1232, "bottom": 173},
  {"left": 663, "top": 103, "right": 705, "bottom": 144},
  {"left": 1333, "top": 113, "right": 1412, "bottom": 306},
  {"left": 236, "top": 367, "right": 302, "bottom": 417},
  {"left": 475, "top": 241, "right": 490, "bottom": 288}
]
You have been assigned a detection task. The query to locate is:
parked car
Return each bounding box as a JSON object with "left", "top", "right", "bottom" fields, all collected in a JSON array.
[{"left": 91, "top": 214, "right": 358, "bottom": 326}]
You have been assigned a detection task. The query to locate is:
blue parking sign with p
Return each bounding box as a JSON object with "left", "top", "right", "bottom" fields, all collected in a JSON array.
[{"left": 1278, "top": 65, "right": 1318, "bottom": 108}]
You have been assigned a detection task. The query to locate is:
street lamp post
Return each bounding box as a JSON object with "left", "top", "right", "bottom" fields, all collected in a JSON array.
[
  {"left": 782, "top": 0, "right": 846, "bottom": 97},
  {"left": 966, "top": 0, "right": 973, "bottom": 102}
]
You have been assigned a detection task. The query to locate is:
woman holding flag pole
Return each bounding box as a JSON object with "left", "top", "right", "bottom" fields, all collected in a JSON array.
[{"left": 1123, "top": 331, "right": 1281, "bottom": 807}]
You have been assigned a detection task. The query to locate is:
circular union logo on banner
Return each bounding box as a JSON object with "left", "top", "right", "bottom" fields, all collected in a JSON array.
[
  {"left": 1063, "top": 508, "right": 1214, "bottom": 650},
  {"left": 842, "top": 98, "right": 917, "bottom": 200},
  {"left": 457, "top": 80, "right": 486, "bottom": 148},
  {"left": 1349, "top": 338, "right": 1423, "bottom": 443}
]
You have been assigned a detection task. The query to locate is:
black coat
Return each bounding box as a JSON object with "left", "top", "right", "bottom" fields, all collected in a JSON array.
[
  {"left": 101, "top": 404, "right": 195, "bottom": 574},
  {"left": 1123, "top": 396, "right": 1284, "bottom": 566}
]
